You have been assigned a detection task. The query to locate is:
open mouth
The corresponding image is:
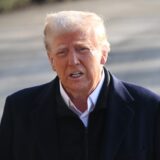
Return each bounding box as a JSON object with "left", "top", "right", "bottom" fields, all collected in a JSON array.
[{"left": 69, "top": 71, "right": 83, "bottom": 78}]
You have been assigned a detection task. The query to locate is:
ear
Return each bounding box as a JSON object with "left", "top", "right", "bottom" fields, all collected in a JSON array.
[
  {"left": 100, "top": 46, "right": 108, "bottom": 65},
  {"left": 47, "top": 52, "right": 52, "bottom": 64},
  {"left": 47, "top": 52, "right": 56, "bottom": 71}
]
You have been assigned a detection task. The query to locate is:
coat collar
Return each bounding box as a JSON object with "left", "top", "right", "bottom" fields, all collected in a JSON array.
[
  {"left": 101, "top": 72, "right": 135, "bottom": 160},
  {"left": 30, "top": 70, "right": 135, "bottom": 160}
]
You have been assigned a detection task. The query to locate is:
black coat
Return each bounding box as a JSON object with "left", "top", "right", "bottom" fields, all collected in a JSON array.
[{"left": 0, "top": 71, "right": 160, "bottom": 160}]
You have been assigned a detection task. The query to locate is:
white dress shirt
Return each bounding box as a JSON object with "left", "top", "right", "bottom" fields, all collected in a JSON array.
[{"left": 60, "top": 70, "right": 105, "bottom": 127}]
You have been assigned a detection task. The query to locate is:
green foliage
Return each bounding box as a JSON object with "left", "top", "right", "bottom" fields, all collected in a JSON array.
[
  {"left": 0, "top": 0, "right": 30, "bottom": 12},
  {"left": 0, "top": 0, "right": 76, "bottom": 13}
]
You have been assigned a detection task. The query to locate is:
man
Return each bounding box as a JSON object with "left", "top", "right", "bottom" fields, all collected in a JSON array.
[{"left": 0, "top": 11, "right": 160, "bottom": 160}]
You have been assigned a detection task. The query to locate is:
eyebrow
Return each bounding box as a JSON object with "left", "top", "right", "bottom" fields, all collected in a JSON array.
[
  {"left": 53, "top": 45, "right": 67, "bottom": 52},
  {"left": 53, "top": 40, "right": 94, "bottom": 52}
]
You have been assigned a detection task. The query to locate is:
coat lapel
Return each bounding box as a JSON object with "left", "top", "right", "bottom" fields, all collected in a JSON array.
[
  {"left": 29, "top": 71, "right": 135, "bottom": 160},
  {"left": 102, "top": 74, "right": 135, "bottom": 160},
  {"left": 30, "top": 79, "right": 59, "bottom": 160}
]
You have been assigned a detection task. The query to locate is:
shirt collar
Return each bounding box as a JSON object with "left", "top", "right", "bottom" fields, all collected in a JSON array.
[
  {"left": 60, "top": 69, "right": 105, "bottom": 115},
  {"left": 89, "top": 69, "right": 105, "bottom": 107}
]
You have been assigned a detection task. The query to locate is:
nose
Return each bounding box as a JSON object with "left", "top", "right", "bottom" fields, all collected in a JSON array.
[{"left": 68, "top": 50, "right": 80, "bottom": 65}]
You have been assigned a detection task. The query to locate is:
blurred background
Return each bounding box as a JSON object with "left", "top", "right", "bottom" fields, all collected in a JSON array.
[{"left": 0, "top": 0, "right": 160, "bottom": 119}]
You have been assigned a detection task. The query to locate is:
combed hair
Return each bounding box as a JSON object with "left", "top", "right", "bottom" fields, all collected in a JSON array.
[{"left": 44, "top": 11, "right": 110, "bottom": 52}]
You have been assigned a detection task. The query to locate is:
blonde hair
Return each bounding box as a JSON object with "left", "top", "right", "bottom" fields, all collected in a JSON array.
[{"left": 44, "top": 11, "right": 110, "bottom": 52}]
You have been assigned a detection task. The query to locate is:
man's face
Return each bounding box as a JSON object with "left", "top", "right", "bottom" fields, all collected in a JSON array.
[{"left": 48, "top": 30, "right": 108, "bottom": 97}]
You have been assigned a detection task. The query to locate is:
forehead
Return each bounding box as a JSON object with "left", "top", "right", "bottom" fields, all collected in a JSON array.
[{"left": 53, "top": 30, "right": 97, "bottom": 47}]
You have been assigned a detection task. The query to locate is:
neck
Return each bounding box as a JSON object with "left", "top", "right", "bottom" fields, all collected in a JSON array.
[{"left": 68, "top": 92, "right": 88, "bottom": 112}]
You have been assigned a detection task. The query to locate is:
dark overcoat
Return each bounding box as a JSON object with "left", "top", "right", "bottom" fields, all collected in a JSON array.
[{"left": 0, "top": 70, "right": 160, "bottom": 160}]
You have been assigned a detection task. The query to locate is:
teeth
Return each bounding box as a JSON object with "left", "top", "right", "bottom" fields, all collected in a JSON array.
[{"left": 70, "top": 72, "right": 82, "bottom": 78}]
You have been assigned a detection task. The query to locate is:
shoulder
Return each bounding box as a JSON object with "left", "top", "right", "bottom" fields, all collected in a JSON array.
[
  {"left": 123, "top": 81, "right": 160, "bottom": 102},
  {"left": 110, "top": 72, "right": 160, "bottom": 101},
  {"left": 109, "top": 73, "right": 160, "bottom": 111},
  {"left": 7, "top": 81, "right": 51, "bottom": 101},
  {"left": 5, "top": 77, "right": 59, "bottom": 111},
  {"left": 121, "top": 81, "right": 160, "bottom": 114}
]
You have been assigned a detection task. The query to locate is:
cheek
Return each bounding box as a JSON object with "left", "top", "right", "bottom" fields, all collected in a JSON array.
[
  {"left": 53, "top": 61, "right": 67, "bottom": 77},
  {"left": 51, "top": 57, "right": 64, "bottom": 69},
  {"left": 54, "top": 62, "right": 62, "bottom": 72},
  {"left": 89, "top": 59, "right": 103, "bottom": 76},
  {"left": 83, "top": 56, "right": 100, "bottom": 70}
]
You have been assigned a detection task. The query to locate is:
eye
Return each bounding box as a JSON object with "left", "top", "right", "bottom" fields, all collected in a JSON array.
[
  {"left": 80, "top": 47, "right": 88, "bottom": 51},
  {"left": 56, "top": 49, "right": 67, "bottom": 57},
  {"left": 78, "top": 47, "right": 90, "bottom": 53}
]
